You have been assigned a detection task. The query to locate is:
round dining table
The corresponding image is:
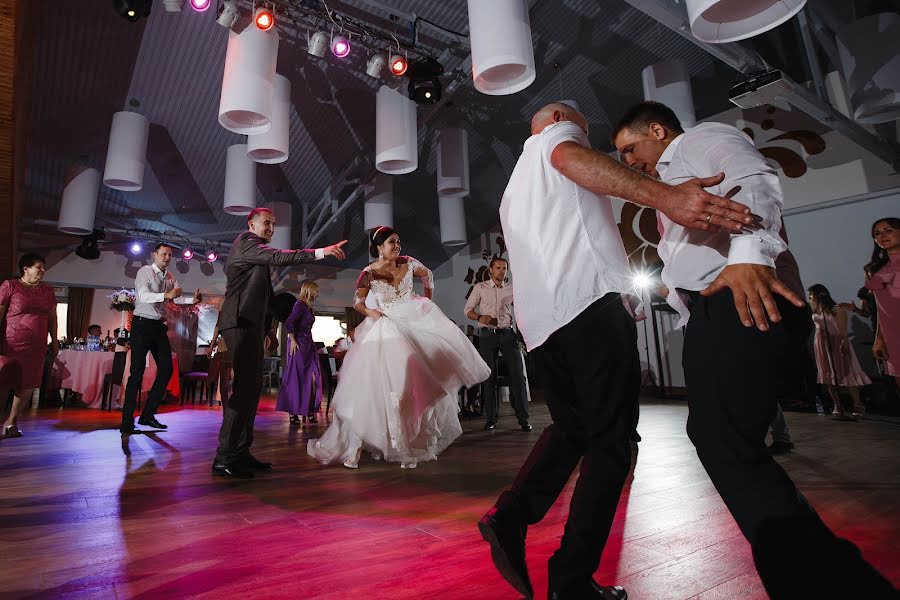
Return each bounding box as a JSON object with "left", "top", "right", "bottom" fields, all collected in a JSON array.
[{"left": 50, "top": 350, "right": 180, "bottom": 409}]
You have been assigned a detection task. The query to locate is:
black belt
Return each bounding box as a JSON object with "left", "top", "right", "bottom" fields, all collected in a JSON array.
[
  {"left": 481, "top": 327, "right": 512, "bottom": 334},
  {"left": 133, "top": 315, "right": 165, "bottom": 323}
]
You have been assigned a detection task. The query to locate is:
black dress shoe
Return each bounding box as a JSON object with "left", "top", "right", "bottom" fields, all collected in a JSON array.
[
  {"left": 478, "top": 506, "right": 532, "bottom": 598},
  {"left": 120, "top": 426, "right": 142, "bottom": 436},
  {"left": 245, "top": 455, "right": 273, "bottom": 471},
  {"left": 137, "top": 417, "right": 167, "bottom": 430},
  {"left": 212, "top": 462, "right": 255, "bottom": 478},
  {"left": 767, "top": 441, "right": 794, "bottom": 455},
  {"left": 549, "top": 578, "right": 627, "bottom": 600},
  {"left": 520, "top": 423, "right": 533, "bottom": 432},
  {"left": 484, "top": 421, "right": 496, "bottom": 431}
]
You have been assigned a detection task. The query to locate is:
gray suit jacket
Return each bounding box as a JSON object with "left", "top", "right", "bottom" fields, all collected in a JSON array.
[{"left": 218, "top": 232, "right": 316, "bottom": 331}]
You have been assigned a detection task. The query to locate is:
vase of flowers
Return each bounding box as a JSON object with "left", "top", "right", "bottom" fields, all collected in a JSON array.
[{"left": 108, "top": 289, "right": 136, "bottom": 338}]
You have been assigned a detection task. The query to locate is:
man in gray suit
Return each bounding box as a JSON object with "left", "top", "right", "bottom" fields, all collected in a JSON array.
[{"left": 212, "top": 207, "right": 347, "bottom": 478}]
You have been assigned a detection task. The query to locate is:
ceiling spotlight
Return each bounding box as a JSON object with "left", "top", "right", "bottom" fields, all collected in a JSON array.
[
  {"left": 76, "top": 231, "right": 103, "bottom": 260},
  {"left": 188, "top": 0, "right": 210, "bottom": 11},
  {"left": 307, "top": 30, "right": 328, "bottom": 58},
  {"left": 216, "top": 0, "right": 238, "bottom": 27},
  {"left": 206, "top": 249, "right": 218, "bottom": 263},
  {"left": 182, "top": 247, "right": 194, "bottom": 260},
  {"left": 112, "top": 0, "right": 152, "bottom": 22},
  {"left": 129, "top": 241, "right": 144, "bottom": 255},
  {"left": 407, "top": 57, "right": 445, "bottom": 105},
  {"left": 366, "top": 54, "right": 386, "bottom": 78},
  {"left": 389, "top": 54, "right": 408, "bottom": 77},
  {"left": 331, "top": 35, "right": 350, "bottom": 58},
  {"left": 254, "top": 6, "right": 274, "bottom": 31}
]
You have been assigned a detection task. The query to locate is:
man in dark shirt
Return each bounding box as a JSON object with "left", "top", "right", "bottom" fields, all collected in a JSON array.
[{"left": 213, "top": 207, "right": 346, "bottom": 478}]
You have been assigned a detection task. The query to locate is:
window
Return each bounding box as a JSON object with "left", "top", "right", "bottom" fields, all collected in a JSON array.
[
  {"left": 55, "top": 302, "right": 68, "bottom": 342},
  {"left": 311, "top": 315, "right": 345, "bottom": 348}
]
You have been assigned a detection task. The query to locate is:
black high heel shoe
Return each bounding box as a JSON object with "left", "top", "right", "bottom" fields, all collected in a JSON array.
[
  {"left": 307, "top": 413, "right": 318, "bottom": 424},
  {"left": 289, "top": 415, "right": 301, "bottom": 425}
]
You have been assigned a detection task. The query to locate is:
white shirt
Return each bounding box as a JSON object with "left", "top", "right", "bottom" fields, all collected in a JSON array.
[
  {"left": 132, "top": 263, "right": 196, "bottom": 321},
  {"left": 655, "top": 122, "right": 787, "bottom": 327},
  {"left": 500, "top": 121, "right": 634, "bottom": 351}
]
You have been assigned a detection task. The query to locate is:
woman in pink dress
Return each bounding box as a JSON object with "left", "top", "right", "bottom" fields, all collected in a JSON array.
[
  {"left": 808, "top": 284, "right": 870, "bottom": 418},
  {"left": 0, "top": 253, "right": 58, "bottom": 439},
  {"left": 865, "top": 217, "right": 900, "bottom": 388}
]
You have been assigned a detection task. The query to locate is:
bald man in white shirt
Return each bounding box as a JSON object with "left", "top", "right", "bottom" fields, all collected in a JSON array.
[
  {"left": 612, "top": 101, "right": 894, "bottom": 598},
  {"left": 478, "top": 102, "right": 758, "bottom": 600}
]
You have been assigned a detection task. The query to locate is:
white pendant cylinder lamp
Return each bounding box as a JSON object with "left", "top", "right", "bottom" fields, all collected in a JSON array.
[
  {"left": 102, "top": 111, "right": 149, "bottom": 191},
  {"left": 836, "top": 12, "right": 900, "bottom": 124},
  {"left": 268, "top": 201, "right": 292, "bottom": 250},
  {"left": 642, "top": 60, "right": 697, "bottom": 128},
  {"left": 247, "top": 74, "right": 290, "bottom": 163},
  {"left": 375, "top": 85, "right": 418, "bottom": 175},
  {"left": 223, "top": 144, "right": 257, "bottom": 215},
  {"left": 364, "top": 173, "right": 394, "bottom": 231},
  {"left": 686, "top": 0, "right": 806, "bottom": 43},
  {"left": 218, "top": 25, "right": 280, "bottom": 134},
  {"left": 439, "top": 195, "right": 466, "bottom": 247},
  {"left": 437, "top": 128, "right": 470, "bottom": 198},
  {"left": 58, "top": 166, "right": 100, "bottom": 235},
  {"left": 467, "top": 0, "right": 536, "bottom": 95}
]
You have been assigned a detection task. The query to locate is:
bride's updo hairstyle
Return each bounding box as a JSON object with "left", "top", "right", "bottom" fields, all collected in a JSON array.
[{"left": 369, "top": 226, "right": 397, "bottom": 258}]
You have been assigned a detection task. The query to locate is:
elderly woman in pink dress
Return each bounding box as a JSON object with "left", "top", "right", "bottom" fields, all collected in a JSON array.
[
  {"left": 0, "top": 253, "right": 58, "bottom": 439},
  {"left": 807, "top": 284, "right": 870, "bottom": 418},
  {"left": 865, "top": 217, "right": 900, "bottom": 388}
]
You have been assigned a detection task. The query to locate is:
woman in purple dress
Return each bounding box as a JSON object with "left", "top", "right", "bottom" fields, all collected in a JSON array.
[
  {"left": 276, "top": 282, "right": 322, "bottom": 424},
  {"left": 0, "top": 253, "right": 58, "bottom": 439}
]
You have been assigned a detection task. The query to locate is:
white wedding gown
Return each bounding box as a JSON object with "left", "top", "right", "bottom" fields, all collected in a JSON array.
[{"left": 307, "top": 257, "right": 490, "bottom": 468}]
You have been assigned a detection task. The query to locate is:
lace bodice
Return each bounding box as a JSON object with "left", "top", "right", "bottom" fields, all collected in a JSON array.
[{"left": 354, "top": 256, "right": 433, "bottom": 312}]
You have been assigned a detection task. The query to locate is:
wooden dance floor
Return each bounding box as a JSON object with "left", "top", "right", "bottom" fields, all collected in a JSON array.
[{"left": 1, "top": 395, "right": 898, "bottom": 599}]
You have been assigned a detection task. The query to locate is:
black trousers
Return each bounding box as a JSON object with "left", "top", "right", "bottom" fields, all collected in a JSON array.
[
  {"left": 120, "top": 316, "right": 173, "bottom": 431},
  {"left": 503, "top": 294, "right": 640, "bottom": 588},
  {"left": 479, "top": 328, "right": 530, "bottom": 424},
  {"left": 683, "top": 291, "right": 895, "bottom": 599},
  {"left": 215, "top": 324, "right": 265, "bottom": 465}
]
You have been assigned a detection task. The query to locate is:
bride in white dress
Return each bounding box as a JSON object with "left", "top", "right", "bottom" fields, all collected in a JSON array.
[{"left": 307, "top": 227, "right": 491, "bottom": 469}]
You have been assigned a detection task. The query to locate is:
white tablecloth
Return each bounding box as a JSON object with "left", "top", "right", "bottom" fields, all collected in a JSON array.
[{"left": 50, "top": 350, "right": 180, "bottom": 409}]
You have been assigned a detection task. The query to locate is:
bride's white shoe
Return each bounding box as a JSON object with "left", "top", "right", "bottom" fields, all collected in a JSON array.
[
  {"left": 400, "top": 460, "right": 417, "bottom": 469},
  {"left": 343, "top": 448, "right": 362, "bottom": 469}
]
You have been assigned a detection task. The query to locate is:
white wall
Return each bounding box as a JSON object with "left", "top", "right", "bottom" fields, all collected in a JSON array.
[{"left": 784, "top": 189, "right": 899, "bottom": 302}]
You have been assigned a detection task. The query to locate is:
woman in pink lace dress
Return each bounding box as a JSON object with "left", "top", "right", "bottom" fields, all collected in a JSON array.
[
  {"left": 0, "top": 253, "right": 58, "bottom": 439},
  {"left": 808, "top": 284, "right": 870, "bottom": 418},
  {"left": 865, "top": 218, "right": 900, "bottom": 388}
]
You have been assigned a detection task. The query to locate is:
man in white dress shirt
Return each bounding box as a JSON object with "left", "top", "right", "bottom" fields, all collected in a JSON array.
[
  {"left": 464, "top": 257, "right": 530, "bottom": 431},
  {"left": 479, "top": 102, "right": 756, "bottom": 600},
  {"left": 612, "top": 101, "right": 894, "bottom": 598},
  {"left": 120, "top": 242, "right": 200, "bottom": 435}
]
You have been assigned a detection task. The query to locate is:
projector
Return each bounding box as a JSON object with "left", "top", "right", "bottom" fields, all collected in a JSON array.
[{"left": 728, "top": 71, "right": 794, "bottom": 109}]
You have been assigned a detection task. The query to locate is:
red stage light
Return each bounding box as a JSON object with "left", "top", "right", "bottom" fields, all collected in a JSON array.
[
  {"left": 255, "top": 8, "right": 274, "bottom": 31},
  {"left": 390, "top": 55, "right": 407, "bottom": 76}
]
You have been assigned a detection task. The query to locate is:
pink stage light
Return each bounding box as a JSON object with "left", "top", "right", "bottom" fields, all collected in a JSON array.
[
  {"left": 331, "top": 36, "right": 350, "bottom": 58},
  {"left": 182, "top": 248, "right": 194, "bottom": 260},
  {"left": 189, "top": 0, "right": 211, "bottom": 11}
]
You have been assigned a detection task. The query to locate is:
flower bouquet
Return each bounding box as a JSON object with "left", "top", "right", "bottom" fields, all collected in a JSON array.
[{"left": 108, "top": 289, "right": 136, "bottom": 337}]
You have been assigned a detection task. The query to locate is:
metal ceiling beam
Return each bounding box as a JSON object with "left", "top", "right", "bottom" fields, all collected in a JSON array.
[{"left": 624, "top": 0, "right": 900, "bottom": 170}]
